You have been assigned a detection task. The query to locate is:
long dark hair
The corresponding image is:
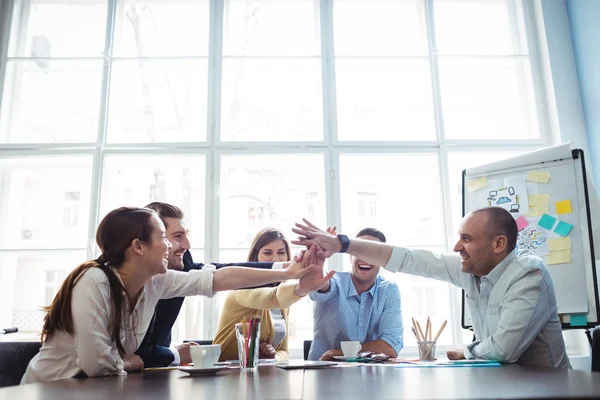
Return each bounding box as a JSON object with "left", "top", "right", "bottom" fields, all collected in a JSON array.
[
  {"left": 247, "top": 228, "right": 291, "bottom": 262},
  {"left": 41, "top": 207, "right": 157, "bottom": 355}
]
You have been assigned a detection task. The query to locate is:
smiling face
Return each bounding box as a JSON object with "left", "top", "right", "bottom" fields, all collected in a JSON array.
[
  {"left": 453, "top": 212, "right": 503, "bottom": 277},
  {"left": 350, "top": 234, "right": 383, "bottom": 287},
  {"left": 163, "top": 217, "right": 190, "bottom": 270},
  {"left": 257, "top": 239, "right": 289, "bottom": 262},
  {"left": 139, "top": 214, "right": 172, "bottom": 275}
]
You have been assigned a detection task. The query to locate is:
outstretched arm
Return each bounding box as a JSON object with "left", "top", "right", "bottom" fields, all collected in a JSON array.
[{"left": 292, "top": 218, "right": 393, "bottom": 265}]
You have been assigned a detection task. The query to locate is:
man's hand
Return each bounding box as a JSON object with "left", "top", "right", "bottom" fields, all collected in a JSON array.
[
  {"left": 292, "top": 219, "right": 342, "bottom": 258},
  {"left": 295, "top": 243, "right": 335, "bottom": 296},
  {"left": 259, "top": 342, "right": 276, "bottom": 359},
  {"left": 123, "top": 354, "right": 144, "bottom": 372},
  {"left": 446, "top": 346, "right": 466, "bottom": 360},
  {"left": 319, "top": 349, "right": 343, "bottom": 361},
  {"left": 175, "top": 342, "right": 199, "bottom": 364}
]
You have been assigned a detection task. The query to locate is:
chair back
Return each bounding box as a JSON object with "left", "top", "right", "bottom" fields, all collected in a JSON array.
[
  {"left": 592, "top": 328, "right": 600, "bottom": 372},
  {"left": 303, "top": 340, "right": 312, "bottom": 360},
  {"left": 0, "top": 342, "right": 41, "bottom": 387}
]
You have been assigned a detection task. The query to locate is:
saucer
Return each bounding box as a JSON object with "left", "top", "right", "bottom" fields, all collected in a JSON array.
[
  {"left": 177, "top": 365, "right": 229, "bottom": 376},
  {"left": 332, "top": 356, "right": 355, "bottom": 361}
]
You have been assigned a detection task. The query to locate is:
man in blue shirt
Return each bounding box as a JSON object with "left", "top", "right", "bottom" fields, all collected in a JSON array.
[{"left": 308, "top": 228, "right": 403, "bottom": 361}]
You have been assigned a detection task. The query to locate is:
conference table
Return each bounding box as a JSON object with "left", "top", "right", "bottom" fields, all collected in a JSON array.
[{"left": 2, "top": 363, "right": 600, "bottom": 399}]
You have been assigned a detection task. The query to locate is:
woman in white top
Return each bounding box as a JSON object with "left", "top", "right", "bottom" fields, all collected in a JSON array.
[{"left": 22, "top": 207, "right": 326, "bottom": 383}]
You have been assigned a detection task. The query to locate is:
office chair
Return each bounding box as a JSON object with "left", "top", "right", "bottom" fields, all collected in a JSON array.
[
  {"left": 303, "top": 340, "right": 312, "bottom": 360},
  {"left": 0, "top": 342, "right": 42, "bottom": 387},
  {"left": 592, "top": 327, "right": 600, "bottom": 372}
]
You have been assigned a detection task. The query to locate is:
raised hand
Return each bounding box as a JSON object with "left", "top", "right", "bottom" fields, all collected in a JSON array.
[
  {"left": 291, "top": 219, "right": 342, "bottom": 259},
  {"left": 295, "top": 244, "right": 335, "bottom": 296}
]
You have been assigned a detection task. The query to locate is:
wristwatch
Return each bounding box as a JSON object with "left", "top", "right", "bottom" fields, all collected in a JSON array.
[{"left": 337, "top": 234, "right": 350, "bottom": 253}]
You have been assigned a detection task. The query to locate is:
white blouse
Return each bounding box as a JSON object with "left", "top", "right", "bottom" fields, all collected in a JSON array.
[{"left": 22, "top": 266, "right": 215, "bottom": 384}]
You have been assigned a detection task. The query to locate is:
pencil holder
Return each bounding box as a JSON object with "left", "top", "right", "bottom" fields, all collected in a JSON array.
[
  {"left": 235, "top": 321, "right": 261, "bottom": 371},
  {"left": 417, "top": 341, "right": 436, "bottom": 361}
]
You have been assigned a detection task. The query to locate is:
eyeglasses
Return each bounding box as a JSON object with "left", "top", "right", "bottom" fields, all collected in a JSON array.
[{"left": 354, "top": 351, "right": 389, "bottom": 363}]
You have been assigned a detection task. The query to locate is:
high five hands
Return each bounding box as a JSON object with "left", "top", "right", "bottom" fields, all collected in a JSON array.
[
  {"left": 292, "top": 219, "right": 341, "bottom": 259},
  {"left": 294, "top": 244, "right": 336, "bottom": 297}
]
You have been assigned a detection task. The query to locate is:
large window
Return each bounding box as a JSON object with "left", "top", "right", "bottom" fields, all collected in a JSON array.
[{"left": 0, "top": 0, "right": 548, "bottom": 353}]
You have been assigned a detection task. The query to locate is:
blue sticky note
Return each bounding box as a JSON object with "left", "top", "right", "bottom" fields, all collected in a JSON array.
[
  {"left": 537, "top": 214, "right": 557, "bottom": 230},
  {"left": 554, "top": 221, "right": 573, "bottom": 237},
  {"left": 570, "top": 314, "right": 588, "bottom": 327}
]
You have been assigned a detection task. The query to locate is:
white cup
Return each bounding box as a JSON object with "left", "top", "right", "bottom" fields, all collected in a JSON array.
[
  {"left": 340, "top": 341, "right": 362, "bottom": 357},
  {"left": 190, "top": 344, "right": 221, "bottom": 368}
]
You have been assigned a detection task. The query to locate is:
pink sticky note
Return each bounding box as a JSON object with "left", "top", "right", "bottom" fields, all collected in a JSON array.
[{"left": 516, "top": 216, "right": 529, "bottom": 231}]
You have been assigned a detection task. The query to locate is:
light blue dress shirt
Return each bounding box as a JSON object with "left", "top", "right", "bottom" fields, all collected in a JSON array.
[{"left": 308, "top": 272, "right": 403, "bottom": 360}]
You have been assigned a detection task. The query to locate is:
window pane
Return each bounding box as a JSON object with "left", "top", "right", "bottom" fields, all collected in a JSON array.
[
  {"left": 339, "top": 153, "right": 445, "bottom": 247},
  {"left": 223, "top": 0, "right": 320, "bottom": 56},
  {"left": 0, "top": 252, "right": 86, "bottom": 336},
  {"left": 434, "top": 0, "right": 528, "bottom": 55},
  {"left": 438, "top": 58, "right": 539, "bottom": 140},
  {"left": 219, "top": 154, "right": 326, "bottom": 250},
  {"left": 339, "top": 153, "right": 451, "bottom": 345},
  {"left": 100, "top": 155, "right": 206, "bottom": 248},
  {"left": 8, "top": 1, "right": 107, "bottom": 57},
  {"left": 333, "top": 0, "right": 427, "bottom": 56},
  {"left": 107, "top": 60, "right": 208, "bottom": 143},
  {"left": 220, "top": 59, "right": 322, "bottom": 142},
  {"left": 0, "top": 61, "right": 102, "bottom": 143},
  {"left": 336, "top": 59, "right": 436, "bottom": 141},
  {"left": 446, "top": 151, "right": 521, "bottom": 239},
  {"left": 114, "top": 0, "right": 209, "bottom": 57},
  {"left": 0, "top": 156, "right": 93, "bottom": 249}
]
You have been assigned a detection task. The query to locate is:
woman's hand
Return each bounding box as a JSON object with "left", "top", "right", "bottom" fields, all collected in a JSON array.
[
  {"left": 259, "top": 342, "right": 276, "bottom": 359},
  {"left": 123, "top": 354, "right": 144, "bottom": 372},
  {"left": 284, "top": 244, "right": 317, "bottom": 279},
  {"left": 295, "top": 245, "right": 335, "bottom": 296}
]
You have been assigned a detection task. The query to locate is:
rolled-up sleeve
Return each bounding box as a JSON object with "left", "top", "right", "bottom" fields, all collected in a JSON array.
[
  {"left": 377, "top": 283, "right": 403, "bottom": 356},
  {"left": 384, "top": 246, "right": 467, "bottom": 289},
  {"left": 309, "top": 276, "right": 339, "bottom": 303},
  {"left": 158, "top": 267, "right": 216, "bottom": 299}
]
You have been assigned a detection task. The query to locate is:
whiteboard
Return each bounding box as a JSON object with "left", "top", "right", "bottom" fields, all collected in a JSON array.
[{"left": 461, "top": 143, "right": 599, "bottom": 329}]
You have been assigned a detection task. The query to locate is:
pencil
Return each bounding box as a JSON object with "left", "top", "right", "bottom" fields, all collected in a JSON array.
[
  {"left": 425, "top": 317, "right": 430, "bottom": 342},
  {"left": 242, "top": 317, "right": 248, "bottom": 366},
  {"left": 433, "top": 320, "right": 447, "bottom": 342}
]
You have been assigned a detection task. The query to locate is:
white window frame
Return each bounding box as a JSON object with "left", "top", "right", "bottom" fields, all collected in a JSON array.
[{"left": 0, "top": 0, "right": 552, "bottom": 351}]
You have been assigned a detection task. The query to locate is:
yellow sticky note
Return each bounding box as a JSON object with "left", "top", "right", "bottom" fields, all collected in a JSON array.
[
  {"left": 556, "top": 200, "right": 572, "bottom": 214},
  {"left": 467, "top": 176, "right": 488, "bottom": 193},
  {"left": 527, "top": 171, "right": 551, "bottom": 183},
  {"left": 529, "top": 194, "right": 550, "bottom": 207},
  {"left": 549, "top": 237, "right": 572, "bottom": 252},
  {"left": 546, "top": 250, "right": 571, "bottom": 265},
  {"left": 528, "top": 206, "right": 548, "bottom": 217}
]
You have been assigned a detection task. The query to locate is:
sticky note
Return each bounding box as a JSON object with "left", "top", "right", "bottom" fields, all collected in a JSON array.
[
  {"left": 537, "top": 214, "right": 557, "bottom": 230},
  {"left": 528, "top": 206, "right": 548, "bottom": 217},
  {"left": 546, "top": 250, "right": 571, "bottom": 265},
  {"left": 527, "top": 171, "right": 551, "bottom": 183},
  {"left": 556, "top": 200, "right": 572, "bottom": 215},
  {"left": 467, "top": 176, "right": 488, "bottom": 192},
  {"left": 528, "top": 194, "right": 550, "bottom": 207},
  {"left": 549, "top": 237, "right": 571, "bottom": 251},
  {"left": 515, "top": 216, "right": 529, "bottom": 231},
  {"left": 554, "top": 221, "right": 573, "bottom": 237},
  {"left": 570, "top": 314, "right": 588, "bottom": 327}
]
